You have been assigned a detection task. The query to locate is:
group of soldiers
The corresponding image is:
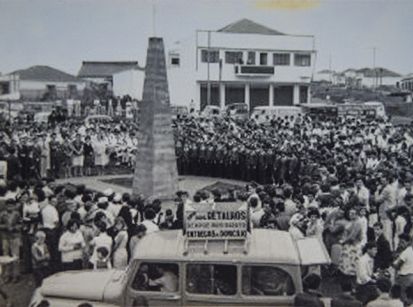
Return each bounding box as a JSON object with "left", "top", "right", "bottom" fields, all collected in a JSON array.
[{"left": 173, "top": 114, "right": 413, "bottom": 187}]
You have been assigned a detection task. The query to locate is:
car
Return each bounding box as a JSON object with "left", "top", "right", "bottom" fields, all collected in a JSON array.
[{"left": 31, "top": 228, "right": 330, "bottom": 306}]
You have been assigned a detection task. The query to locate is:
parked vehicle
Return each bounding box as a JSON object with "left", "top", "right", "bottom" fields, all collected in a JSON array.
[
  {"left": 251, "top": 106, "right": 303, "bottom": 124},
  {"left": 364, "top": 101, "right": 387, "bottom": 119},
  {"left": 171, "top": 105, "right": 189, "bottom": 119},
  {"left": 225, "top": 103, "right": 249, "bottom": 122},
  {"left": 201, "top": 105, "right": 222, "bottom": 118},
  {"left": 34, "top": 111, "right": 52, "bottom": 124},
  {"left": 30, "top": 228, "right": 330, "bottom": 307}
]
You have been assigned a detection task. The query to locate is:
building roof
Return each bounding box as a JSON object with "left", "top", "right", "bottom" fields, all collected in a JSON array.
[
  {"left": 356, "top": 67, "right": 401, "bottom": 78},
  {"left": 78, "top": 61, "right": 142, "bottom": 78},
  {"left": 343, "top": 68, "right": 358, "bottom": 73},
  {"left": 402, "top": 73, "right": 413, "bottom": 81},
  {"left": 10, "top": 65, "right": 82, "bottom": 82},
  {"left": 218, "top": 18, "right": 285, "bottom": 35}
]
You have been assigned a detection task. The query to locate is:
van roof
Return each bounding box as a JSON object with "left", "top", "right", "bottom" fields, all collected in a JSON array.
[
  {"left": 301, "top": 104, "right": 337, "bottom": 108},
  {"left": 364, "top": 101, "right": 383, "bottom": 105},
  {"left": 133, "top": 229, "right": 302, "bottom": 265},
  {"left": 253, "top": 106, "right": 301, "bottom": 110}
]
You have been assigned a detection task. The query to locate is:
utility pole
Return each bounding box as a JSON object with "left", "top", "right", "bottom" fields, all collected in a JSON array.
[
  {"left": 329, "top": 53, "right": 332, "bottom": 83},
  {"left": 207, "top": 30, "right": 211, "bottom": 107},
  {"left": 372, "top": 47, "right": 377, "bottom": 89}
]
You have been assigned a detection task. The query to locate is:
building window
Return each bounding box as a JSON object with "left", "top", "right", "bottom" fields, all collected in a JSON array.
[
  {"left": 45, "top": 84, "right": 57, "bottom": 100},
  {"left": 225, "top": 51, "right": 243, "bottom": 64},
  {"left": 170, "top": 54, "right": 180, "bottom": 66},
  {"left": 0, "top": 82, "right": 10, "bottom": 95},
  {"left": 273, "top": 53, "right": 290, "bottom": 66},
  {"left": 294, "top": 53, "right": 311, "bottom": 66},
  {"left": 247, "top": 51, "right": 255, "bottom": 65},
  {"left": 201, "top": 49, "right": 220, "bottom": 63},
  {"left": 260, "top": 53, "right": 268, "bottom": 65}
]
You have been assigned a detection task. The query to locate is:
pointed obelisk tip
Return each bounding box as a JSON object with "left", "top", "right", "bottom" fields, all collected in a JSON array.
[{"left": 148, "top": 37, "right": 163, "bottom": 43}]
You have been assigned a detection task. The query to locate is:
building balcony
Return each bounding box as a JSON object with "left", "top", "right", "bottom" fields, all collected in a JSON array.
[{"left": 234, "top": 65, "right": 274, "bottom": 77}]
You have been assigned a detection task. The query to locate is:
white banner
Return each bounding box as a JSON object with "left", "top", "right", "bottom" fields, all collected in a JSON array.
[{"left": 184, "top": 202, "right": 248, "bottom": 240}]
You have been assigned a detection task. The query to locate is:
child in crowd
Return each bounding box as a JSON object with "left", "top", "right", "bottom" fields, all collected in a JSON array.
[
  {"left": 94, "top": 247, "right": 111, "bottom": 270},
  {"left": 31, "top": 230, "right": 50, "bottom": 286}
]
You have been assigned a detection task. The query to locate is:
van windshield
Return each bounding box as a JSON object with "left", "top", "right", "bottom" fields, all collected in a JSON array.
[
  {"left": 242, "top": 266, "right": 295, "bottom": 296},
  {"left": 186, "top": 264, "right": 237, "bottom": 296}
]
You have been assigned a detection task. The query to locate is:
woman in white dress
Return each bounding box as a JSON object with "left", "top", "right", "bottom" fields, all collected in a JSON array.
[
  {"left": 94, "top": 133, "right": 108, "bottom": 176},
  {"left": 71, "top": 133, "right": 84, "bottom": 177},
  {"left": 112, "top": 217, "right": 129, "bottom": 269}
]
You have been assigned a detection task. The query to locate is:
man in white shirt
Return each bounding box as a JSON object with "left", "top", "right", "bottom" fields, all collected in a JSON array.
[
  {"left": 140, "top": 208, "right": 159, "bottom": 234},
  {"left": 356, "top": 242, "right": 378, "bottom": 305},
  {"left": 148, "top": 265, "right": 178, "bottom": 292},
  {"left": 41, "top": 195, "right": 60, "bottom": 273},
  {"left": 375, "top": 173, "right": 397, "bottom": 249},
  {"left": 357, "top": 242, "right": 377, "bottom": 285},
  {"left": 249, "top": 196, "right": 264, "bottom": 228},
  {"left": 355, "top": 177, "right": 370, "bottom": 211},
  {"left": 397, "top": 177, "right": 413, "bottom": 207},
  {"left": 41, "top": 196, "right": 59, "bottom": 231}
]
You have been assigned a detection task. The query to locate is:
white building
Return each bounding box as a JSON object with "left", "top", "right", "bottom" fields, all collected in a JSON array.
[
  {"left": 401, "top": 73, "right": 413, "bottom": 92},
  {"left": 0, "top": 65, "right": 86, "bottom": 101},
  {"left": 78, "top": 61, "right": 141, "bottom": 91},
  {"left": 356, "top": 67, "right": 401, "bottom": 88},
  {"left": 167, "top": 19, "right": 315, "bottom": 110}
]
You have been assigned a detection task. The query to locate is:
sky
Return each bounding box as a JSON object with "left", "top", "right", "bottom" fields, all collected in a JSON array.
[{"left": 0, "top": 0, "right": 412, "bottom": 76}]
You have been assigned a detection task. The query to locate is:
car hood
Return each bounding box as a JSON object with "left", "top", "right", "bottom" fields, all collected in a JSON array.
[{"left": 41, "top": 269, "right": 124, "bottom": 301}]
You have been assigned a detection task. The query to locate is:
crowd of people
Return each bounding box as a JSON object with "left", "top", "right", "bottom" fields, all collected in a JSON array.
[
  {"left": 2, "top": 108, "right": 413, "bottom": 306},
  {"left": 0, "top": 180, "right": 187, "bottom": 305},
  {"left": 175, "top": 112, "right": 413, "bottom": 306},
  {"left": 0, "top": 117, "right": 138, "bottom": 181}
]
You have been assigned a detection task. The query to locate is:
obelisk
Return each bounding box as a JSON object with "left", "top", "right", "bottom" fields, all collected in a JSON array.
[{"left": 132, "top": 37, "right": 178, "bottom": 199}]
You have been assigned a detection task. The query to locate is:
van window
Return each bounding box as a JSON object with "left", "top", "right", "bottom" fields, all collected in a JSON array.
[
  {"left": 186, "top": 264, "right": 237, "bottom": 296},
  {"left": 242, "top": 266, "right": 295, "bottom": 296},
  {"left": 131, "top": 262, "right": 179, "bottom": 293}
]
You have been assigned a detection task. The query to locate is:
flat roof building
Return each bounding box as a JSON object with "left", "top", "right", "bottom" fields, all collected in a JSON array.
[{"left": 167, "top": 18, "right": 315, "bottom": 110}]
